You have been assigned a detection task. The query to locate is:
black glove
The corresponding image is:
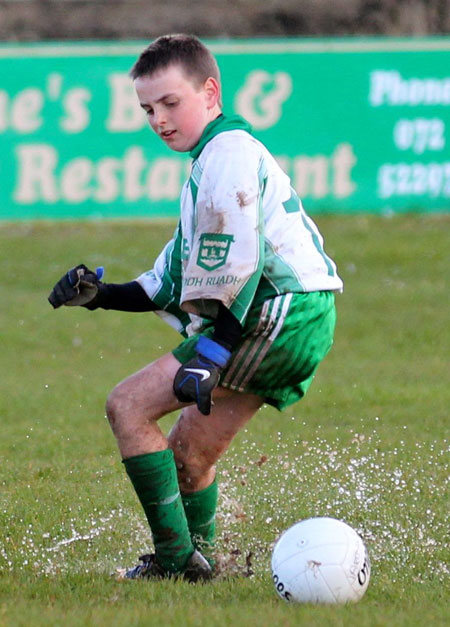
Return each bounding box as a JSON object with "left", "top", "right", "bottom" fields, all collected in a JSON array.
[
  {"left": 173, "top": 336, "right": 231, "bottom": 415},
  {"left": 48, "top": 264, "right": 104, "bottom": 309}
]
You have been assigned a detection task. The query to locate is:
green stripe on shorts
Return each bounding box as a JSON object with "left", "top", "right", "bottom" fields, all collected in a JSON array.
[{"left": 172, "top": 291, "right": 336, "bottom": 411}]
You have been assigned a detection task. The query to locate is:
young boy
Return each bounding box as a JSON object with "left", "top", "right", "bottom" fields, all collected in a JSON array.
[{"left": 49, "top": 34, "right": 343, "bottom": 582}]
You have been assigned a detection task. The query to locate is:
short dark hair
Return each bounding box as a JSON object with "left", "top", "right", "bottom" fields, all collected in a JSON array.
[{"left": 130, "top": 34, "right": 221, "bottom": 89}]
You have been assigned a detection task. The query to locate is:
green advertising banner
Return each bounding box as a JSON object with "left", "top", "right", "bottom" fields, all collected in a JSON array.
[{"left": 1, "top": 37, "right": 450, "bottom": 219}]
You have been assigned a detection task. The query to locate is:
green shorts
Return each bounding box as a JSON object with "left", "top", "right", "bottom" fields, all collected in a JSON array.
[{"left": 172, "top": 291, "right": 336, "bottom": 411}]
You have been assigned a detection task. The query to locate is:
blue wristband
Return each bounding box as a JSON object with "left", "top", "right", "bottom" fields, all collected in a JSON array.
[{"left": 196, "top": 336, "right": 231, "bottom": 368}]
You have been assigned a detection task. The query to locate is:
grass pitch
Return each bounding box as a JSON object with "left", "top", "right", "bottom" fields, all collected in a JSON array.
[{"left": 0, "top": 215, "right": 449, "bottom": 626}]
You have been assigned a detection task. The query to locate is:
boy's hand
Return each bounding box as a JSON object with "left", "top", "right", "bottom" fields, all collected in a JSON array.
[
  {"left": 173, "top": 336, "right": 231, "bottom": 415},
  {"left": 173, "top": 356, "right": 221, "bottom": 415},
  {"left": 48, "top": 264, "right": 104, "bottom": 309}
]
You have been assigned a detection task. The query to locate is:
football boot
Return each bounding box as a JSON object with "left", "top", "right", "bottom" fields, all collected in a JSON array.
[{"left": 123, "top": 549, "right": 212, "bottom": 583}]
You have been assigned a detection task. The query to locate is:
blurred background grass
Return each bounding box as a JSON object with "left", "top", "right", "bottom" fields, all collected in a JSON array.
[{"left": 0, "top": 216, "right": 448, "bottom": 625}]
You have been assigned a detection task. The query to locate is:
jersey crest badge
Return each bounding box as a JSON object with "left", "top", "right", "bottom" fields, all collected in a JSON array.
[{"left": 197, "top": 233, "right": 234, "bottom": 271}]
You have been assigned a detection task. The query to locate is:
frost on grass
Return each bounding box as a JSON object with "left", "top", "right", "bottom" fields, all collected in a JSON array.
[
  {"left": 0, "top": 430, "right": 448, "bottom": 584},
  {"left": 214, "top": 431, "right": 449, "bottom": 583}
]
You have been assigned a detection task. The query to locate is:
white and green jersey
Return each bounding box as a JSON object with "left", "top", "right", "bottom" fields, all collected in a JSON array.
[{"left": 137, "top": 115, "right": 343, "bottom": 336}]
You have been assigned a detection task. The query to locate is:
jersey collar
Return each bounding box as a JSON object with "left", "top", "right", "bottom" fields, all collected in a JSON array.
[{"left": 189, "top": 114, "right": 252, "bottom": 160}]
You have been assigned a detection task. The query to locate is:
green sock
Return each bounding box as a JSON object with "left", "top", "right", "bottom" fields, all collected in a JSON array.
[
  {"left": 181, "top": 480, "right": 218, "bottom": 565},
  {"left": 123, "top": 449, "right": 194, "bottom": 574}
]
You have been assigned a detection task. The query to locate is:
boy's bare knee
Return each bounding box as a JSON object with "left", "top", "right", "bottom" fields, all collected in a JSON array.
[
  {"left": 106, "top": 355, "right": 181, "bottom": 432},
  {"left": 106, "top": 386, "right": 126, "bottom": 437},
  {"left": 105, "top": 380, "right": 144, "bottom": 433},
  {"left": 105, "top": 384, "right": 128, "bottom": 430},
  {"left": 106, "top": 380, "right": 170, "bottom": 457}
]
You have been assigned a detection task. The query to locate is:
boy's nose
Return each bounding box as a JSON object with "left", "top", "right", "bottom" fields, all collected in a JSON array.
[{"left": 154, "top": 109, "right": 167, "bottom": 128}]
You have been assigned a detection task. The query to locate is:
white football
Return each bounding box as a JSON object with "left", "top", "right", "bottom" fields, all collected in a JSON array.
[{"left": 271, "top": 517, "right": 370, "bottom": 604}]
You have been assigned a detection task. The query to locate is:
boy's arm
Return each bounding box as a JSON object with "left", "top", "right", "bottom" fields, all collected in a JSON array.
[
  {"left": 85, "top": 281, "right": 156, "bottom": 312},
  {"left": 49, "top": 225, "right": 184, "bottom": 315},
  {"left": 48, "top": 265, "right": 157, "bottom": 312}
]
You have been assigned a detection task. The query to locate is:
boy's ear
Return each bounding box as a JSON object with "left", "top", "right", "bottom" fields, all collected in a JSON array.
[{"left": 204, "top": 77, "right": 220, "bottom": 108}]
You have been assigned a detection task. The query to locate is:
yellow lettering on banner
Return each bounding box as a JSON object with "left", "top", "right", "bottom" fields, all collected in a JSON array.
[
  {"left": 13, "top": 143, "right": 189, "bottom": 204},
  {"left": 95, "top": 157, "right": 121, "bottom": 202},
  {"left": 11, "top": 89, "right": 44, "bottom": 133},
  {"left": 14, "top": 144, "right": 58, "bottom": 202},
  {"left": 332, "top": 143, "right": 357, "bottom": 197},
  {"left": 60, "top": 88, "right": 91, "bottom": 133},
  {"left": 292, "top": 143, "right": 357, "bottom": 199},
  {"left": 294, "top": 155, "right": 328, "bottom": 198},
  {"left": 60, "top": 157, "right": 92, "bottom": 202},
  {"left": 370, "top": 71, "right": 450, "bottom": 107},
  {"left": 12, "top": 141, "right": 356, "bottom": 205},
  {"left": 106, "top": 73, "right": 146, "bottom": 132},
  {"left": 235, "top": 70, "right": 293, "bottom": 130}
]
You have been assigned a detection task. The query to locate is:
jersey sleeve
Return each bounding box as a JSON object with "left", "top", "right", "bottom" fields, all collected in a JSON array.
[
  {"left": 180, "top": 135, "right": 266, "bottom": 324},
  {"left": 135, "top": 222, "right": 191, "bottom": 334}
]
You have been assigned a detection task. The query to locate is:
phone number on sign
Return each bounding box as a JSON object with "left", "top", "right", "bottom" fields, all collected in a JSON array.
[{"left": 378, "top": 162, "right": 450, "bottom": 198}]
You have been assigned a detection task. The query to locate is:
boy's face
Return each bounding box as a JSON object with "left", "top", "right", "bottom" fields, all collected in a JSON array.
[{"left": 134, "top": 64, "right": 220, "bottom": 152}]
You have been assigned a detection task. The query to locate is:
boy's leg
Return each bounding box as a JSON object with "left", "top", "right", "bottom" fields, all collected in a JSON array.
[
  {"left": 168, "top": 391, "right": 263, "bottom": 561},
  {"left": 168, "top": 390, "right": 263, "bottom": 492},
  {"left": 180, "top": 481, "right": 218, "bottom": 561},
  {"left": 106, "top": 352, "right": 194, "bottom": 574},
  {"left": 106, "top": 352, "right": 184, "bottom": 459},
  {"left": 106, "top": 351, "right": 261, "bottom": 574}
]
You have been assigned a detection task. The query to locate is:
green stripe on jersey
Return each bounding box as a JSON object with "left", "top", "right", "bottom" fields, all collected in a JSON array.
[
  {"left": 263, "top": 239, "right": 305, "bottom": 293},
  {"left": 282, "top": 187, "right": 302, "bottom": 213},
  {"left": 189, "top": 160, "right": 203, "bottom": 209},
  {"left": 151, "top": 225, "right": 183, "bottom": 310},
  {"left": 300, "top": 211, "right": 335, "bottom": 277}
]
